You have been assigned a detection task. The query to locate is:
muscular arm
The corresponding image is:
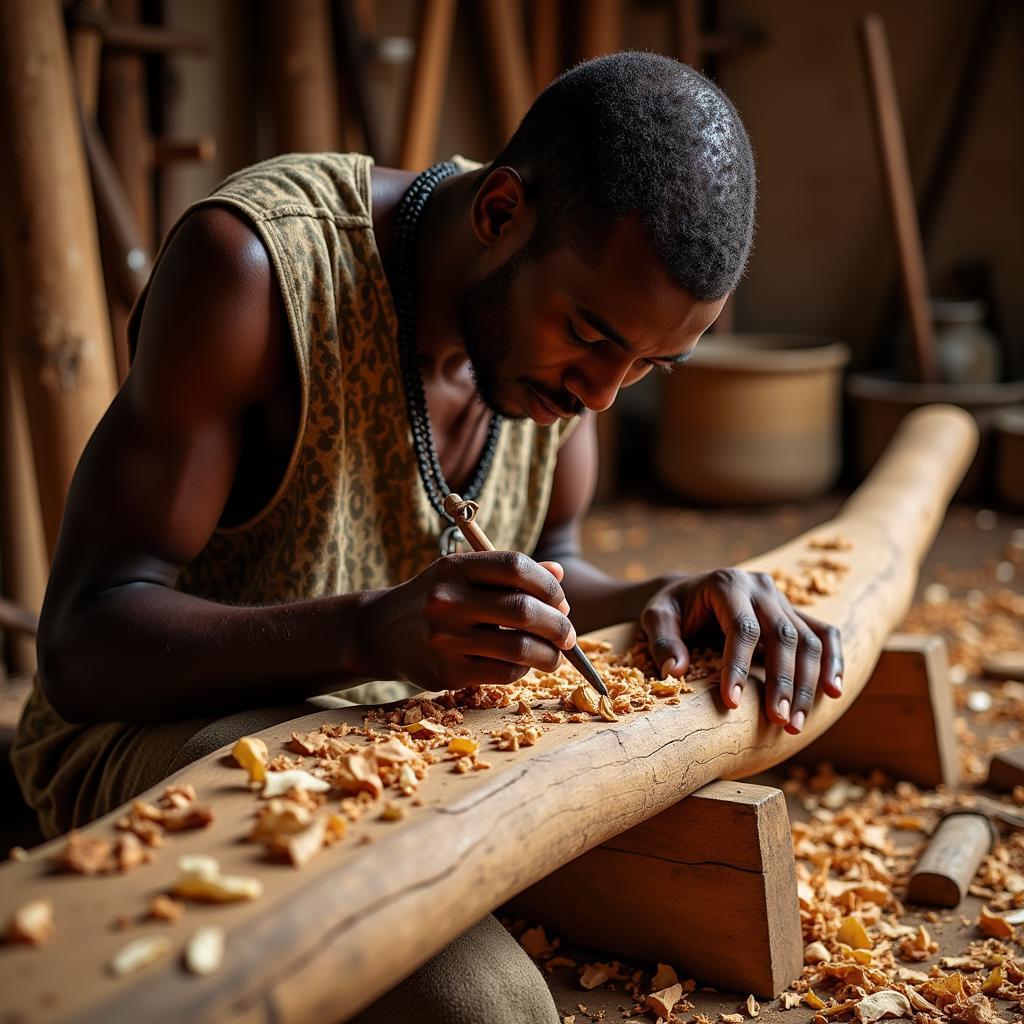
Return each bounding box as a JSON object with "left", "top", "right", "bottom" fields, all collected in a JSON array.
[
  {"left": 533, "top": 417, "right": 679, "bottom": 634},
  {"left": 39, "top": 208, "right": 385, "bottom": 724}
]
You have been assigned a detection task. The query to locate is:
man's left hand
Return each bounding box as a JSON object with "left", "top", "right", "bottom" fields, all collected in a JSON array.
[{"left": 640, "top": 569, "right": 844, "bottom": 734}]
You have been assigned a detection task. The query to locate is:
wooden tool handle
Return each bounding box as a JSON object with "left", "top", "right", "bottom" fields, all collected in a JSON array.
[
  {"left": 907, "top": 811, "right": 996, "bottom": 907},
  {"left": 858, "top": 14, "right": 939, "bottom": 383},
  {"left": 443, "top": 494, "right": 495, "bottom": 552}
]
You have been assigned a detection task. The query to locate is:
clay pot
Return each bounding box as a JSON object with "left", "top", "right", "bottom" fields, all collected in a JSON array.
[
  {"left": 994, "top": 407, "right": 1024, "bottom": 510},
  {"left": 846, "top": 373, "right": 1024, "bottom": 497},
  {"left": 654, "top": 334, "right": 850, "bottom": 504}
]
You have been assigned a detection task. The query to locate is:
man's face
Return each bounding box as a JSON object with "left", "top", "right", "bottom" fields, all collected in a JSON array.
[{"left": 457, "top": 214, "right": 727, "bottom": 424}]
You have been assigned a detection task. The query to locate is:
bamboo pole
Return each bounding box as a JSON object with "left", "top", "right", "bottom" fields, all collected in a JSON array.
[
  {"left": 577, "top": 0, "right": 623, "bottom": 60},
  {"left": 0, "top": 286, "right": 48, "bottom": 675},
  {"left": 68, "top": 0, "right": 107, "bottom": 119},
  {"left": 529, "top": 0, "right": 561, "bottom": 91},
  {"left": 858, "top": 15, "right": 939, "bottom": 383},
  {"left": 266, "top": 0, "right": 343, "bottom": 153},
  {"left": 0, "top": 0, "right": 119, "bottom": 558},
  {"left": 0, "top": 406, "right": 977, "bottom": 1023},
  {"left": 478, "top": 0, "right": 535, "bottom": 140},
  {"left": 399, "top": 0, "right": 457, "bottom": 170}
]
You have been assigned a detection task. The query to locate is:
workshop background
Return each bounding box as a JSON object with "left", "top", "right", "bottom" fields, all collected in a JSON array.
[{"left": 0, "top": 2, "right": 1022, "bottom": 1020}]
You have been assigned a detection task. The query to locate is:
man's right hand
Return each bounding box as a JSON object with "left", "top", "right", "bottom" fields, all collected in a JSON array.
[{"left": 366, "top": 552, "right": 577, "bottom": 691}]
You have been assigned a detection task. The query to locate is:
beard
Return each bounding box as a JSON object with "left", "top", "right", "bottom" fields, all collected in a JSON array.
[
  {"left": 456, "top": 246, "right": 528, "bottom": 418},
  {"left": 456, "top": 244, "right": 586, "bottom": 422}
]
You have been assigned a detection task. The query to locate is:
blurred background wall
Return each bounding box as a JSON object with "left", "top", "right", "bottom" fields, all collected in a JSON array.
[{"left": 157, "top": 0, "right": 1024, "bottom": 366}]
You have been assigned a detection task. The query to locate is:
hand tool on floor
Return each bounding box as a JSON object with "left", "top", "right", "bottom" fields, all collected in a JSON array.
[
  {"left": 443, "top": 492, "right": 610, "bottom": 697},
  {"left": 906, "top": 810, "right": 997, "bottom": 908}
]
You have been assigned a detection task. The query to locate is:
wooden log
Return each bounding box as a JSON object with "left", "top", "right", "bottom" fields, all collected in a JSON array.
[
  {"left": 506, "top": 781, "right": 803, "bottom": 997},
  {"left": 858, "top": 15, "right": 939, "bottom": 384},
  {"left": 0, "top": 298, "right": 48, "bottom": 674},
  {"left": 0, "top": 406, "right": 977, "bottom": 1022},
  {"left": 0, "top": 0, "right": 119, "bottom": 558},
  {"left": 906, "top": 812, "right": 996, "bottom": 908},
  {"left": 266, "top": 0, "right": 342, "bottom": 154},
  {"left": 787, "top": 633, "right": 959, "bottom": 788},
  {"left": 478, "top": 0, "right": 534, "bottom": 141},
  {"left": 987, "top": 742, "right": 1024, "bottom": 792},
  {"left": 399, "top": 0, "right": 456, "bottom": 170}
]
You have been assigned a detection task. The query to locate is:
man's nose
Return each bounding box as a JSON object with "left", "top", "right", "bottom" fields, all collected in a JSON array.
[{"left": 565, "top": 360, "right": 632, "bottom": 413}]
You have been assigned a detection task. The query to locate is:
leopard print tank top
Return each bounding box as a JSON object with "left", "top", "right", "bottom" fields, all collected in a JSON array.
[{"left": 175, "top": 151, "right": 575, "bottom": 600}]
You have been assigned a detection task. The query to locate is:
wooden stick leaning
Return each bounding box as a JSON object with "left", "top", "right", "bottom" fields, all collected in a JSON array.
[
  {"left": 443, "top": 492, "right": 610, "bottom": 697},
  {"left": 0, "top": 406, "right": 977, "bottom": 1024}
]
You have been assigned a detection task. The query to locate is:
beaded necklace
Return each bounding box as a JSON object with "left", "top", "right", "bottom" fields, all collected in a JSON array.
[{"left": 393, "top": 161, "right": 504, "bottom": 554}]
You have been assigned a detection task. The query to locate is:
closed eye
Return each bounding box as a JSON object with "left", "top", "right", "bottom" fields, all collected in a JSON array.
[{"left": 565, "top": 317, "right": 599, "bottom": 350}]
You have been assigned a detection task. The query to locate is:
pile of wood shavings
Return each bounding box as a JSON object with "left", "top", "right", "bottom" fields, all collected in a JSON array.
[
  {"left": 782, "top": 762, "right": 1023, "bottom": 1024},
  {"left": 900, "top": 541, "right": 1024, "bottom": 783},
  {"left": 772, "top": 537, "right": 853, "bottom": 608}
]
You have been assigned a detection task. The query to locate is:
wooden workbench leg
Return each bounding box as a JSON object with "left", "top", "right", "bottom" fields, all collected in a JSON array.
[
  {"left": 787, "top": 633, "right": 959, "bottom": 788},
  {"left": 505, "top": 781, "right": 803, "bottom": 998}
]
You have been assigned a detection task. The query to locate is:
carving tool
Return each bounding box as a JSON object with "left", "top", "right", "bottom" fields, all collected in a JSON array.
[{"left": 443, "top": 493, "right": 610, "bottom": 697}]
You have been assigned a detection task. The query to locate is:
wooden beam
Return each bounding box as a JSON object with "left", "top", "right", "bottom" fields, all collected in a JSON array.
[
  {"left": 506, "top": 781, "right": 803, "bottom": 997},
  {"left": 577, "top": 0, "right": 623, "bottom": 60},
  {"left": 0, "top": 323, "right": 48, "bottom": 673},
  {"left": 858, "top": 15, "right": 938, "bottom": 383},
  {"left": 0, "top": 406, "right": 977, "bottom": 1022},
  {"left": 529, "top": 0, "right": 561, "bottom": 91},
  {"left": 0, "top": 0, "right": 118, "bottom": 558},
  {"left": 478, "top": 0, "right": 535, "bottom": 142},
  {"left": 787, "top": 633, "right": 959, "bottom": 788},
  {"left": 987, "top": 742, "right": 1024, "bottom": 792},
  {"left": 399, "top": 0, "right": 456, "bottom": 170},
  {"left": 68, "top": 0, "right": 107, "bottom": 119},
  {"left": 265, "top": 0, "right": 342, "bottom": 154}
]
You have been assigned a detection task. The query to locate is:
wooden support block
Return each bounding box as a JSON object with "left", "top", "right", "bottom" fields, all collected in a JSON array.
[
  {"left": 987, "top": 743, "right": 1024, "bottom": 792},
  {"left": 788, "top": 633, "right": 958, "bottom": 788},
  {"left": 505, "top": 781, "right": 803, "bottom": 998}
]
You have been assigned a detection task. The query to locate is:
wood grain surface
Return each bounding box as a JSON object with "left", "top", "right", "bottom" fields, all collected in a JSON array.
[{"left": 0, "top": 406, "right": 976, "bottom": 1023}]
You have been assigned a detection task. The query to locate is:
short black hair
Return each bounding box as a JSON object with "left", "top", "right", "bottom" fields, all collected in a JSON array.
[{"left": 490, "top": 51, "right": 756, "bottom": 301}]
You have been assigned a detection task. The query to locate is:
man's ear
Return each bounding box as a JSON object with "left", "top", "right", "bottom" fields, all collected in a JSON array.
[{"left": 470, "top": 166, "right": 531, "bottom": 248}]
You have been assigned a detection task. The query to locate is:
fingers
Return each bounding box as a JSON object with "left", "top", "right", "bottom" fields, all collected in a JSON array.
[
  {"left": 797, "top": 613, "right": 845, "bottom": 699},
  {"left": 760, "top": 612, "right": 798, "bottom": 726},
  {"left": 447, "top": 627, "right": 564, "bottom": 674},
  {"left": 640, "top": 601, "right": 691, "bottom": 678},
  {"left": 474, "top": 591, "right": 577, "bottom": 651},
  {"left": 452, "top": 551, "right": 570, "bottom": 613},
  {"left": 704, "top": 571, "right": 761, "bottom": 709}
]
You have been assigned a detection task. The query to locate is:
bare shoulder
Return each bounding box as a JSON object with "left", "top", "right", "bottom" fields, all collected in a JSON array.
[{"left": 129, "top": 204, "right": 287, "bottom": 422}]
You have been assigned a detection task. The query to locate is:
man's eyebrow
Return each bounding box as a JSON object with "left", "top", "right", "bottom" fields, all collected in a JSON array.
[
  {"left": 576, "top": 305, "right": 693, "bottom": 364},
  {"left": 576, "top": 306, "right": 634, "bottom": 352}
]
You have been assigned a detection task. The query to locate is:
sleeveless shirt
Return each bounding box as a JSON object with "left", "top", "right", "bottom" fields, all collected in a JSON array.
[{"left": 13, "top": 152, "right": 578, "bottom": 836}]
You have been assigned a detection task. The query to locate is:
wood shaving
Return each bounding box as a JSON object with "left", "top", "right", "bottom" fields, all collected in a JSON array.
[
  {"left": 148, "top": 895, "right": 184, "bottom": 923},
  {"left": 172, "top": 855, "right": 262, "bottom": 903},
  {"left": 646, "top": 983, "right": 683, "bottom": 1019},
  {"left": 232, "top": 736, "right": 269, "bottom": 783},
  {"left": 109, "top": 935, "right": 172, "bottom": 977},
  {"left": 185, "top": 926, "right": 225, "bottom": 976},
  {"left": 5, "top": 899, "right": 54, "bottom": 946}
]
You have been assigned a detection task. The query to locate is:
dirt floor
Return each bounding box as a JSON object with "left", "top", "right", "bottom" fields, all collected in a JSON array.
[{"left": 519, "top": 496, "right": 1024, "bottom": 1023}]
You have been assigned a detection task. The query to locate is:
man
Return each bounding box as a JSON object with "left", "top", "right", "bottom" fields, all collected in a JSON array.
[{"left": 14, "top": 52, "right": 841, "bottom": 1022}]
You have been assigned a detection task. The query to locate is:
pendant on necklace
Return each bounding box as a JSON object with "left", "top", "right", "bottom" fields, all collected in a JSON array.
[{"left": 439, "top": 524, "right": 466, "bottom": 556}]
